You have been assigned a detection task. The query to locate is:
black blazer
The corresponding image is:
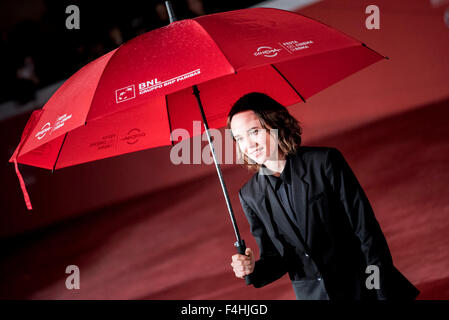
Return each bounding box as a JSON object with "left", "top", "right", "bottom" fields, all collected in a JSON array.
[{"left": 238, "top": 146, "right": 420, "bottom": 300}]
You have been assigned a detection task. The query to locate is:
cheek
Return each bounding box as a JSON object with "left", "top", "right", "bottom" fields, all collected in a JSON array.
[
  {"left": 238, "top": 141, "right": 248, "bottom": 154},
  {"left": 254, "top": 135, "right": 265, "bottom": 146}
]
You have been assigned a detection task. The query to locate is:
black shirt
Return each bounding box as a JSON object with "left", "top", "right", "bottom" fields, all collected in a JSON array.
[{"left": 263, "top": 153, "right": 303, "bottom": 237}]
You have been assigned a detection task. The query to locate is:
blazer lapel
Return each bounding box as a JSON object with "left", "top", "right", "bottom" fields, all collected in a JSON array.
[{"left": 290, "top": 151, "right": 310, "bottom": 246}]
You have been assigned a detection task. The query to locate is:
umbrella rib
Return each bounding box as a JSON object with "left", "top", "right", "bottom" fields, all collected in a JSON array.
[
  {"left": 362, "top": 42, "right": 389, "bottom": 60},
  {"left": 165, "top": 95, "right": 174, "bottom": 146},
  {"left": 52, "top": 132, "right": 68, "bottom": 173},
  {"left": 270, "top": 64, "right": 306, "bottom": 103}
]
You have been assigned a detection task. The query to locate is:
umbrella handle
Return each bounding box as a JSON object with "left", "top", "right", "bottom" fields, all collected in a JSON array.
[{"left": 235, "top": 239, "right": 252, "bottom": 285}]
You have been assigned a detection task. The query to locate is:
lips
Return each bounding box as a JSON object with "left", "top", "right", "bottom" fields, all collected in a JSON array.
[{"left": 252, "top": 147, "right": 264, "bottom": 157}]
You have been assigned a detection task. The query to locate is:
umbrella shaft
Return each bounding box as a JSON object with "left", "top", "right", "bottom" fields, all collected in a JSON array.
[
  {"left": 165, "top": 1, "right": 177, "bottom": 23},
  {"left": 192, "top": 85, "right": 242, "bottom": 243}
]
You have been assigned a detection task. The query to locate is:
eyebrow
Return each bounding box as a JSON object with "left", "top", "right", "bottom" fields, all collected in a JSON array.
[{"left": 233, "top": 126, "right": 260, "bottom": 138}]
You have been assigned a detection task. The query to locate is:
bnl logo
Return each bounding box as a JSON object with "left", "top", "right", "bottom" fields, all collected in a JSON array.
[{"left": 115, "top": 85, "right": 136, "bottom": 103}]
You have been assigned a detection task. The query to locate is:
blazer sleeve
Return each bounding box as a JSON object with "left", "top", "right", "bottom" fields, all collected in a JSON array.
[
  {"left": 238, "top": 189, "right": 288, "bottom": 288},
  {"left": 323, "top": 147, "right": 397, "bottom": 299}
]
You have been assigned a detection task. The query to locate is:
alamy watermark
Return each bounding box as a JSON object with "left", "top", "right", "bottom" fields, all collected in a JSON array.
[
  {"left": 365, "top": 265, "right": 380, "bottom": 290},
  {"left": 66, "top": 5, "right": 80, "bottom": 30},
  {"left": 169, "top": 120, "right": 280, "bottom": 175},
  {"left": 365, "top": 5, "right": 380, "bottom": 30},
  {"left": 65, "top": 265, "right": 80, "bottom": 289}
]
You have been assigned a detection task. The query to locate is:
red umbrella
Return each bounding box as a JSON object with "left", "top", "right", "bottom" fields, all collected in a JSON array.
[{"left": 9, "top": 2, "right": 387, "bottom": 284}]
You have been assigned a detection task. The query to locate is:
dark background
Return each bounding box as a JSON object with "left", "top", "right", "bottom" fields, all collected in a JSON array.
[{"left": 0, "top": 0, "right": 262, "bottom": 104}]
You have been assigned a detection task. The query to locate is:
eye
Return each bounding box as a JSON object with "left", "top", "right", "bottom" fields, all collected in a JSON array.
[{"left": 250, "top": 129, "right": 259, "bottom": 135}]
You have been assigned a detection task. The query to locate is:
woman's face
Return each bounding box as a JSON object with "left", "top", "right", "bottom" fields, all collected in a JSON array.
[{"left": 230, "top": 110, "right": 279, "bottom": 165}]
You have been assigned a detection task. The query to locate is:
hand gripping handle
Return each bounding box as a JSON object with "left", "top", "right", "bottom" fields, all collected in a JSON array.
[{"left": 235, "top": 239, "right": 252, "bottom": 285}]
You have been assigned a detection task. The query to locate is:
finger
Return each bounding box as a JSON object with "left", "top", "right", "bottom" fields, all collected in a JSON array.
[
  {"left": 238, "top": 269, "right": 250, "bottom": 277},
  {"left": 232, "top": 254, "right": 248, "bottom": 262},
  {"left": 232, "top": 261, "right": 242, "bottom": 268},
  {"left": 234, "top": 269, "right": 244, "bottom": 278},
  {"left": 238, "top": 260, "right": 250, "bottom": 267},
  {"left": 239, "top": 265, "right": 251, "bottom": 273},
  {"left": 235, "top": 261, "right": 247, "bottom": 267}
]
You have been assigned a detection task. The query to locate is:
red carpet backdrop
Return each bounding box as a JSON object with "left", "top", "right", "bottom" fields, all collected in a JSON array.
[{"left": 0, "top": 0, "right": 448, "bottom": 299}]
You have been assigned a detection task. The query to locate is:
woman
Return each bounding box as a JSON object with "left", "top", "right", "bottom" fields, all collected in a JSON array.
[{"left": 227, "top": 92, "right": 420, "bottom": 300}]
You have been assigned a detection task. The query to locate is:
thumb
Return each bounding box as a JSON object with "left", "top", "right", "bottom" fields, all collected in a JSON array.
[{"left": 245, "top": 247, "right": 253, "bottom": 257}]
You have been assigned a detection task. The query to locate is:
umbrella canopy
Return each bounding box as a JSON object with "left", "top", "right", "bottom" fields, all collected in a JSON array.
[{"left": 10, "top": 7, "right": 386, "bottom": 173}]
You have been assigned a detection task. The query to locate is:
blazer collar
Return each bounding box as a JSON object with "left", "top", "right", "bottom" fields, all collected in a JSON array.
[
  {"left": 263, "top": 153, "right": 294, "bottom": 189},
  {"left": 257, "top": 149, "right": 307, "bottom": 193}
]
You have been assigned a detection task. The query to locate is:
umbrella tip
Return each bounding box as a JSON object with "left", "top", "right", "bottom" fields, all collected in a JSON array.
[{"left": 165, "top": 1, "right": 177, "bottom": 24}]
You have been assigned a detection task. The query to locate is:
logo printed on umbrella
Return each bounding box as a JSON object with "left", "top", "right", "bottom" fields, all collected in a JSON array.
[
  {"left": 34, "top": 114, "right": 73, "bottom": 140},
  {"left": 115, "top": 85, "right": 136, "bottom": 103},
  {"left": 122, "top": 128, "right": 146, "bottom": 145},
  {"left": 279, "top": 40, "right": 314, "bottom": 53},
  {"left": 138, "top": 69, "right": 201, "bottom": 96},
  {"left": 35, "top": 122, "right": 51, "bottom": 140},
  {"left": 89, "top": 134, "right": 117, "bottom": 151},
  {"left": 53, "top": 113, "right": 72, "bottom": 131},
  {"left": 253, "top": 46, "right": 282, "bottom": 58},
  {"left": 139, "top": 78, "right": 162, "bottom": 94}
]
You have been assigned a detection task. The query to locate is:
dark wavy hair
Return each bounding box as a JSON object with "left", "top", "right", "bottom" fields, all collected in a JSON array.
[{"left": 226, "top": 92, "right": 302, "bottom": 172}]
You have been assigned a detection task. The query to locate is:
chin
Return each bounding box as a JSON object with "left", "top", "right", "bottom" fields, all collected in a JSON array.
[
  {"left": 247, "top": 155, "right": 262, "bottom": 165},
  {"left": 255, "top": 156, "right": 267, "bottom": 165}
]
